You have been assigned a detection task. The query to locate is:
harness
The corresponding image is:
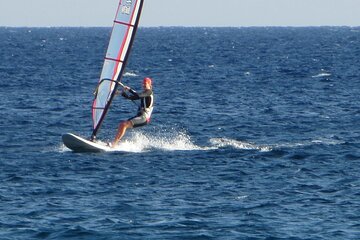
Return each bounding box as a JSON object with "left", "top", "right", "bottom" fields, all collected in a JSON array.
[{"left": 139, "top": 92, "right": 154, "bottom": 122}]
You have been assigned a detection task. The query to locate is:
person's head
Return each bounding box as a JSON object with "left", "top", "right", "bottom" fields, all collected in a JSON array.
[{"left": 143, "top": 77, "right": 152, "bottom": 89}]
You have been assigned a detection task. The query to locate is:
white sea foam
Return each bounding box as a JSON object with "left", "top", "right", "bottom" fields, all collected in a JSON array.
[
  {"left": 59, "top": 144, "right": 71, "bottom": 152},
  {"left": 209, "top": 138, "right": 272, "bottom": 152},
  {"left": 112, "top": 135, "right": 274, "bottom": 153},
  {"left": 311, "top": 137, "right": 345, "bottom": 145},
  {"left": 267, "top": 136, "right": 345, "bottom": 150},
  {"left": 123, "top": 72, "right": 138, "bottom": 77},
  {"left": 123, "top": 129, "right": 276, "bottom": 152},
  {"left": 112, "top": 130, "right": 202, "bottom": 152},
  {"left": 312, "top": 72, "right": 331, "bottom": 78}
]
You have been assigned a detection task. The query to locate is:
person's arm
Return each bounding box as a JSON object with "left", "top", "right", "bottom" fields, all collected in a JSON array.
[
  {"left": 127, "top": 89, "right": 152, "bottom": 100},
  {"left": 121, "top": 91, "right": 130, "bottom": 99},
  {"left": 119, "top": 86, "right": 135, "bottom": 99}
]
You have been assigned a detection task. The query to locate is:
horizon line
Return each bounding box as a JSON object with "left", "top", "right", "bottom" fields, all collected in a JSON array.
[{"left": 1, "top": 25, "right": 360, "bottom": 28}]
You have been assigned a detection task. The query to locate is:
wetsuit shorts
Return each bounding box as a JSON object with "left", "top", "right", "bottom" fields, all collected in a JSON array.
[{"left": 128, "top": 114, "right": 148, "bottom": 128}]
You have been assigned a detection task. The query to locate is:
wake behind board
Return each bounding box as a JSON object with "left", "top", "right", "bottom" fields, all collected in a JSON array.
[{"left": 62, "top": 133, "right": 110, "bottom": 152}]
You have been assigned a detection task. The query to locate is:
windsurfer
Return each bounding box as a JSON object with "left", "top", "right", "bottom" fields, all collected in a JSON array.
[{"left": 111, "top": 77, "right": 154, "bottom": 147}]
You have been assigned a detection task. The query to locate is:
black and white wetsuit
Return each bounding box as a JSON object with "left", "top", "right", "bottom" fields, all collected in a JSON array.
[{"left": 122, "top": 88, "right": 154, "bottom": 128}]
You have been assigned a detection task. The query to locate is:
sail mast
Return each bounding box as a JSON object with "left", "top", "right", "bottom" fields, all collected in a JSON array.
[{"left": 91, "top": 0, "right": 144, "bottom": 140}]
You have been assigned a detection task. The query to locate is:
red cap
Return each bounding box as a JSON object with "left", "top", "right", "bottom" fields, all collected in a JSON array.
[{"left": 143, "top": 77, "right": 152, "bottom": 85}]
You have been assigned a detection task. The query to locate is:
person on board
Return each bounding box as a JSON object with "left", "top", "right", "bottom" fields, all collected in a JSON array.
[{"left": 111, "top": 77, "right": 154, "bottom": 147}]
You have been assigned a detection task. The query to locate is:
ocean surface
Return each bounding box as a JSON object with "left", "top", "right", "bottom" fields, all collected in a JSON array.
[{"left": 1, "top": 26, "right": 360, "bottom": 239}]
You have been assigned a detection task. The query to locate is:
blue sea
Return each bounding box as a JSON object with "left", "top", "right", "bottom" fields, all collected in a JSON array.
[{"left": 1, "top": 26, "right": 360, "bottom": 239}]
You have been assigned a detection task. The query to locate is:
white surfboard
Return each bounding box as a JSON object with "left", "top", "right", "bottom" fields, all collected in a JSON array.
[{"left": 62, "top": 133, "right": 111, "bottom": 152}]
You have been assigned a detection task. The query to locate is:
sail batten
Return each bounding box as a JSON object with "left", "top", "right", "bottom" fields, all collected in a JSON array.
[
  {"left": 114, "top": 20, "right": 135, "bottom": 27},
  {"left": 104, "top": 57, "right": 125, "bottom": 63},
  {"left": 91, "top": 0, "right": 144, "bottom": 140}
]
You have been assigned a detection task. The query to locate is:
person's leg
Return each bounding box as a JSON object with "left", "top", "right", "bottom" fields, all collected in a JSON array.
[{"left": 112, "top": 120, "right": 133, "bottom": 147}]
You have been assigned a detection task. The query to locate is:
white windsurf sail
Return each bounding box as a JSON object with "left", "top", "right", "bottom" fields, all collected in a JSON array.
[{"left": 91, "top": 0, "right": 144, "bottom": 140}]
